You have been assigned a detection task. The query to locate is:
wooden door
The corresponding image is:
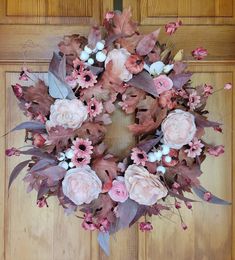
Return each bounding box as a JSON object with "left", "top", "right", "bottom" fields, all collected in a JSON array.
[{"left": 0, "top": 1, "right": 234, "bottom": 260}]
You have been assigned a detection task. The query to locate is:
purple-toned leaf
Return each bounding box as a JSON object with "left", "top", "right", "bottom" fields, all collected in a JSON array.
[
  {"left": 37, "top": 180, "right": 50, "bottom": 200},
  {"left": 170, "top": 72, "right": 192, "bottom": 89},
  {"left": 127, "top": 70, "right": 158, "bottom": 97},
  {"left": 88, "top": 66, "right": 104, "bottom": 75},
  {"left": 129, "top": 205, "right": 147, "bottom": 226},
  {"left": 193, "top": 186, "right": 231, "bottom": 205},
  {"left": 8, "top": 159, "right": 31, "bottom": 189},
  {"left": 11, "top": 121, "right": 46, "bottom": 132},
  {"left": 29, "top": 158, "right": 56, "bottom": 173},
  {"left": 168, "top": 191, "right": 198, "bottom": 202},
  {"left": 36, "top": 166, "right": 66, "bottom": 181},
  {"left": 136, "top": 29, "right": 160, "bottom": 56},
  {"left": 98, "top": 232, "right": 110, "bottom": 256},
  {"left": 195, "top": 114, "right": 222, "bottom": 128},
  {"left": 88, "top": 26, "right": 101, "bottom": 49},
  {"left": 173, "top": 61, "right": 187, "bottom": 74},
  {"left": 137, "top": 135, "right": 163, "bottom": 153},
  {"left": 20, "top": 148, "right": 55, "bottom": 160}
]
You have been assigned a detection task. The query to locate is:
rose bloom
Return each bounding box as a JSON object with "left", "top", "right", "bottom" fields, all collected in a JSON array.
[
  {"left": 62, "top": 165, "right": 102, "bottom": 205},
  {"left": 153, "top": 75, "right": 173, "bottom": 95},
  {"left": 105, "top": 48, "right": 133, "bottom": 82},
  {"left": 125, "top": 54, "right": 144, "bottom": 74},
  {"left": 108, "top": 177, "right": 129, "bottom": 203},
  {"left": 46, "top": 99, "right": 88, "bottom": 129},
  {"left": 124, "top": 164, "right": 168, "bottom": 206},
  {"left": 191, "top": 47, "right": 208, "bottom": 60},
  {"left": 161, "top": 109, "right": 197, "bottom": 149}
]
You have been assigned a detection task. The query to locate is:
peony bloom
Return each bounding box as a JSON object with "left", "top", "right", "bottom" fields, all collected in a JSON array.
[
  {"left": 87, "top": 98, "right": 103, "bottom": 118},
  {"left": 224, "top": 83, "right": 232, "bottom": 90},
  {"left": 62, "top": 165, "right": 102, "bottom": 205},
  {"left": 12, "top": 83, "right": 23, "bottom": 98},
  {"left": 124, "top": 164, "right": 168, "bottom": 206},
  {"left": 46, "top": 99, "right": 88, "bottom": 129},
  {"left": 203, "top": 84, "right": 213, "bottom": 97},
  {"left": 161, "top": 109, "right": 197, "bottom": 149},
  {"left": 165, "top": 20, "right": 182, "bottom": 35},
  {"left": 153, "top": 75, "right": 173, "bottom": 95},
  {"left": 187, "top": 90, "right": 201, "bottom": 110},
  {"left": 108, "top": 177, "right": 129, "bottom": 203},
  {"left": 77, "top": 70, "right": 97, "bottom": 89},
  {"left": 139, "top": 221, "right": 153, "bottom": 231},
  {"left": 207, "top": 145, "right": 224, "bottom": 157},
  {"left": 131, "top": 147, "right": 148, "bottom": 166},
  {"left": 185, "top": 138, "right": 204, "bottom": 158},
  {"left": 191, "top": 47, "right": 208, "bottom": 60},
  {"left": 32, "top": 133, "right": 46, "bottom": 148},
  {"left": 72, "top": 138, "right": 93, "bottom": 157},
  {"left": 71, "top": 153, "right": 91, "bottom": 167},
  {"left": 125, "top": 54, "right": 144, "bottom": 74},
  {"left": 105, "top": 48, "right": 132, "bottom": 82}
]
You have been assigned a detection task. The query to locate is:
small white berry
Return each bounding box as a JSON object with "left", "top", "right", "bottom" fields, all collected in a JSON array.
[
  {"left": 84, "top": 45, "right": 93, "bottom": 54},
  {"left": 96, "top": 51, "right": 106, "bottom": 62},
  {"left": 156, "top": 166, "right": 166, "bottom": 174},
  {"left": 165, "top": 156, "right": 172, "bottom": 163},
  {"left": 154, "top": 150, "right": 163, "bottom": 161},
  {"left": 58, "top": 161, "right": 69, "bottom": 170},
  {"left": 57, "top": 152, "right": 65, "bottom": 161},
  {"left": 65, "top": 148, "right": 74, "bottom": 159},
  {"left": 162, "top": 145, "right": 170, "bottom": 155},
  {"left": 87, "top": 58, "right": 94, "bottom": 65},
  {"left": 148, "top": 152, "right": 156, "bottom": 162},
  {"left": 96, "top": 41, "right": 105, "bottom": 50},
  {"left": 69, "top": 161, "right": 75, "bottom": 168},
  {"left": 80, "top": 51, "right": 89, "bottom": 61}
]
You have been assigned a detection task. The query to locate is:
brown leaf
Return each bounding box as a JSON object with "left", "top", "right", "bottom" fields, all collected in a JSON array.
[{"left": 116, "top": 34, "right": 143, "bottom": 53}]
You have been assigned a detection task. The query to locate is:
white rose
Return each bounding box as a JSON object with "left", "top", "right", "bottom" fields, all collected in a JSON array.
[
  {"left": 62, "top": 165, "right": 102, "bottom": 205},
  {"left": 124, "top": 164, "right": 168, "bottom": 205},
  {"left": 46, "top": 99, "right": 88, "bottom": 129},
  {"left": 105, "top": 48, "right": 132, "bottom": 82}
]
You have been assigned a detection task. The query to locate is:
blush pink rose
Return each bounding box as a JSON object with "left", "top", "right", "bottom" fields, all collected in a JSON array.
[
  {"left": 46, "top": 99, "right": 88, "bottom": 129},
  {"left": 108, "top": 177, "right": 129, "bottom": 203},
  {"left": 153, "top": 75, "right": 173, "bottom": 95},
  {"left": 105, "top": 48, "right": 133, "bottom": 82},
  {"left": 62, "top": 165, "right": 102, "bottom": 205},
  {"left": 191, "top": 47, "right": 208, "bottom": 60},
  {"left": 161, "top": 109, "right": 196, "bottom": 149},
  {"left": 124, "top": 165, "right": 168, "bottom": 206}
]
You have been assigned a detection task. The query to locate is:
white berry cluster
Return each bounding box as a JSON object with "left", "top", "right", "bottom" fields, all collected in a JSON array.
[
  {"left": 57, "top": 148, "right": 75, "bottom": 170},
  {"left": 80, "top": 40, "right": 106, "bottom": 64},
  {"left": 147, "top": 144, "right": 171, "bottom": 174}
]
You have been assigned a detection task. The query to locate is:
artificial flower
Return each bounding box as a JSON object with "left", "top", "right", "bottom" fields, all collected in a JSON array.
[
  {"left": 37, "top": 197, "right": 48, "bottom": 208},
  {"left": 73, "top": 58, "right": 85, "bottom": 72},
  {"left": 161, "top": 109, "right": 197, "bottom": 149},
  {"left": 124, "top": 164, "right": 168, "bottom": 206},
  {"left": 159, "top": 90, "right": 177, "bottom": 110},
  {"left": 165, "top": 20, "right": 182, "bottom": 35},
  {"left": 32, "top": 133, "right": 46, "bottom": 148},
  {"left": 139, "top": 221, "right": 153, "bottom": 231},
  {"left": 77, "top": 70, "right": 97, "bottom": 89},
  {"left": 108, "top": 177, "right": 129, "bottom": 203},
  {"left": 105, "top": 11, "right": 114, "bottom": 21},
  {"left": 71, "top": 153, "right": 91, "bottom": 167},
  {"left": 125, "top": 54, "right": 144, "bottom": 74},
  {"left": 5, "top": 147, "right": 20, "bottom": 157},
  {"left": 105, "top": 48, "right": 132, "bottom": 82},
  {"left": 131, "top": 147, "right": 148, "bottom": 166},
  {"left": 224, "top": 83, "right": 232, "bottom": 90},
  {"left": 207, "top": 145, "right": 224, "bottom": 157},
  {"left": 191, "top": 47, "right": 208, "bottom": 60},
  {"left": 65, "top": 75, "right": 78, "bottom": 89},
  {"left": 12, "top": 83, "right": 23, "bottom": 98},
  {"left": 19, "top": 67, "right": 29, "bottom": 81},
  {"left": 149, "top": 61, "right": 164, "bottom": 75},
  {"left": 203, "top": 84, "right": 213, "bottom": 97},
  {"left": 46, "top": 99, "right": 88, "bottom": 129},
  {"left": 62, "top": 165, "right": 102, "bottom": 205},
  {"left": 181, "top": 222, "right": 188, "bottom": 230},
  {"left": 185, "top": 138, "right": 204, "bottom": 158},
  {"left": 153, "top": 75, "right": 173, "bottom": 94},
  {"left": 87, "top": 98, "right": 103, "bottom": 118},
  {"left": 82, "top": 212, "right": 97, "bottom": 231},
  {"left": 72, "top": 138, "right": 93, "bottom": 157},
  {"left": 187, "top": 90, "right": 201, "bottom": 110},
  {"left": 98, "top": 218, "right": 110, "bottom": 233}
]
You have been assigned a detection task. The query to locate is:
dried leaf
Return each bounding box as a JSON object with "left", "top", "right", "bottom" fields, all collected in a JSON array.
[
  {"left": 98, "top": 232, "right": 110, "bottom": 256},
  {"left": 173, "top": 61, "right": 187, "bottom": 74},
  {"left": 170, "top": 72, "right": 193, "bottom": 89},
  {"left": 36, "top": 166, "right": 66, "bottom": 182},
  {"left": 11, "top": 121, "right": 46, "bottom": 133},
  {"left": 116, "top": 34, "right": 143, "bottom": 53},
  {"left": 173, "top": 49, "right": 184, "bottom": 61},
  {"left": 195, "top": 114, "right": 222, "bottom": 128},
  {"left": 137, "top": 135, "right": 163, "bottom": 153},
  {"left": 20, "top": 148, "right": 55, "bottom": 160}
]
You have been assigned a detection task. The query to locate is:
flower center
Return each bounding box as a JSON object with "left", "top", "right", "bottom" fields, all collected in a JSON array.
[
  {"left": 76, "top": 157, "right": 85, "bottom": 162},
  {"left": 79, "top": 144, "right": 86, "bottom": 151},
  {"left": 137, "top": 153, "right": 144, "bottom": 159},
  {"left": 91, "top": 104, "right": 96, "bottom": 110},
  {"left": 84, "top": 75, "right": 91, "bottom": 82},
  {"left": 136, "top": 59, "right": 142, "bottom": 65}
]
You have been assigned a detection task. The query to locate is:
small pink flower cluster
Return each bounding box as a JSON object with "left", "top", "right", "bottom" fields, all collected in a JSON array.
[{"left": 82, "top": 212, "right": 110, "bottom": 232}]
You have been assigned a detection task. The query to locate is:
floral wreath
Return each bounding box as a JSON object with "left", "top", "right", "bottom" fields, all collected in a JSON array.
[{"left": 7, "top": 9, "right": 231, "bottom": 254}]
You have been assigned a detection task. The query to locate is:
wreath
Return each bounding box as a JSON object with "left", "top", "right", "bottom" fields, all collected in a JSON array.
[{"left": 7, "top": 9, "right": 231, "bottom": 254}]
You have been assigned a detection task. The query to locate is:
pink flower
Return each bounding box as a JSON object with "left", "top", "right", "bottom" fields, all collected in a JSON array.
[
  {"left": 125, "top": 165, "right": 168, "bottom": 205},
  {"left": 159, "top": 90, "right": 177, "bottom": 110},
  {"left": 131, "top": 147, "right": 148, "bottom": 166},
  {"left": 82, "top": 212, "right": 97, "bottom": 231},
  {"left": 192, "top": 47, "right": 208, "bottom": 60},
  {"left": 98, "top": 218, "right": 110, "bottom": 233},
  {"left": 71, "top": 153, "right": 91, "bottom": 167},
  {"left": 172, "top": 182, "right": 180, "bottom": 189},
  {"left": 87, "top": 98, "right": 103, "bottom": 118},
  {"left": 5, "top": 147, "right": 20, "bottom": 157},
  {"left": 105, "top": 11, "right": 114, "bottom": 21},
  {"left": 77, "top": 70, "right": 97, "bottom": 89},
  {"left": 35, "top": 113, "right": 47, "bottom": 124},
  {"left": 32, "top": 133, "right": 46, "bottom": 148},
  {"left": 165, "top": 20, "right": 182, "bottom": 35},
  {"left": 139, "top": 222, "right": 153, "bottom": 232},
  {"left": 73, "top": 58, "right": 85, "bottom": 72},
  {"left": 181, "top": 222, "right": 188, "bottom": 230},
  {"left": 203, "top": 84, "right": 213, "bottom": 97},
  {"left": 37, "top": 197, "right": 48, "bottom": 208},
  {"left": 62, "top": 166, "right": 102, "bottom": 205},
  {"left": 224, "top": 83, "right": 232, "bottom": 90},
  {"left": 12, "top": 83, "right": 23, "bottom": 98},
  {"left": 207, "top": 145, "right": 224, "bottom": 157},
  {"left": 161, "top": 109, "right": 197, "bottom": 149},
  {"left": 203, "top": 191, "right": 212, "bottom": 201},
  {"left": 72, "top": 138, "right": 93, "bottom": 157},
  {"left": 125, "top": 54, "right": 144, "bottom": 74},
  {"left": 185, "top": 138, "right": 204, "bottom": 158},
  {"left": 175, "top": 201, "right": 181, "bottom": 209},
  {"left": 65, "top": 75, "right": 78, "bottom": 89},
  {"left": 185, "top": 201, "right": 192, "bottom": 209},
  {"left": 153, "top": 75, "right": 173, "bottom": 95},
  {"left": 19, "top": 67, "right": 29, "bottom": 81},
  {"left": 187, "top": 90, "right": 201, "bottom": 110},
  {"left": 108, "top": 177, "right": 129, "bottom": 203}
]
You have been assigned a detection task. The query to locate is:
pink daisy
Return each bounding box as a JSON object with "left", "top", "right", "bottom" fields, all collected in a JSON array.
[
  {"left": 77, "top": 70, "right": 97, "bottom": 89},
  {"left": 185, "top": 138, "right": 204, "bottom": 158},
  {"left": 73, "top": 58, "right": 85, "bottom": 72},
  {"left": 87, "top": 98, "right": 103, "bottom": 118},
  {"left": 187, "top": 90, "right": 201, "bottom": 110},
  {"left": 71, "top": 153, "right": 91, "bottom": 167},
  {"left": 72, "top": 138, "right": 93, "bottom": 157},
  {"left": 203, "top": 84, "right": 213, "bottom": 97},
  {"left": 131, "top": 147, "right": 148, "bottom": 166}
]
